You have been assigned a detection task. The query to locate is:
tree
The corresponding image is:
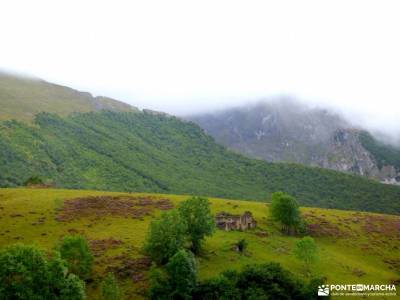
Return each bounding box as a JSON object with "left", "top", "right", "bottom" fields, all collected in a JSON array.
[
  {"left": 144, "top": 210, "right": 187, "bottom": 264},
  {"left": 194, "top": 262, "right": 324, "bottom": 299},
  {"left": 149, "top": 265, "right": 170, "bottom": 300},
  {"left": 0, "top": 244, "right": 85, "bottom": 300},
  {"left": 178, "top": 196, "right": 215, "bottom": 254},
  {"left": 166, "top": 250, "right": 197, "bottom": 300},
  {"left": 294, "top": 237, "right": 319, "bottom": 275},
  {"left": 101, "top": 273, "right": 121, "bottom": 300},
  {"left": 270, "top": 192, "right": 302, "bottom": 235},
  {"left": 59, "top": 235, "right": 94, "bottom": 279}
]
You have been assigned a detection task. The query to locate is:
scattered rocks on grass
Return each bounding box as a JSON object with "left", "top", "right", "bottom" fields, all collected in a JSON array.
[
  {"left": 106, "top": 254, "right": 152, "bottom": 282},
  {"left": 352, "top": 268, "right": 366, "bottom": 277},
  {"left": 89, "top": 238, "right": 124, "bottom": 257}
]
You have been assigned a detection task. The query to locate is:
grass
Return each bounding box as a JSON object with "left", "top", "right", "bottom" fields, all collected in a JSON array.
[
  {"left": 0, "top": 72, "right": 137, "bottom": 122},
  {"left": 0, "top": 188, "right": 398, "bottom": 299}
]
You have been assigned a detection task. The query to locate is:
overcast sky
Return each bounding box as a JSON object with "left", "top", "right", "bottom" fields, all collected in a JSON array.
[{"left": 1, "top": 0, "right": 399, "bottom": 137}]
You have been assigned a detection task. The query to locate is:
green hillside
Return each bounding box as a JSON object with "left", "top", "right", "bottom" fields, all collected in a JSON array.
[
  {"left": 0, "top": 72, "right": 137, "bottom": 121},
  {"left": 359, "top": 131, "right": 400, "bottom": 172},
  {"left": 0, "top": 188, "right": 398, "bottom": 299},
  {"left": 1, "top": 111, "right": 399, "bottom": 214}
]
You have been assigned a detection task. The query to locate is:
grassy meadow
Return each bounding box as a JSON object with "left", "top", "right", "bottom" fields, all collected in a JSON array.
[{"left": 0, "top": 188, "right": 398, "bottom": 299}]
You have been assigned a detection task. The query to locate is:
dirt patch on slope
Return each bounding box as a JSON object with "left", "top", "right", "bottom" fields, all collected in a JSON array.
[{"left": 56, "top": 195, "right": 173, "bottom": 222}]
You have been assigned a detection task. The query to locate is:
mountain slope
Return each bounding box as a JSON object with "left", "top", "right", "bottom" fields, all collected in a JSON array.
[
  {"left": 0, "top": 111, "right": 399, "bottom": 214},
  {"left": 0, "top": 72, "right": 137, "bottom": 121},
  {"left": 1, "top": 188, "right": 398, "bottom": 299},
  {"left": 188, "top": 100, "right": 400, "bottom": 184}
]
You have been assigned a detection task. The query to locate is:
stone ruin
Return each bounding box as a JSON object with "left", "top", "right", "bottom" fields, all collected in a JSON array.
[{"left": 216, "top": 211, "right": 257, "bottom": 231}]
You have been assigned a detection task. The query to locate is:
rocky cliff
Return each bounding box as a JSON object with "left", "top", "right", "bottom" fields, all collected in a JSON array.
[{"left": 188, "top": 99, "right": 400, "bottom": 185}]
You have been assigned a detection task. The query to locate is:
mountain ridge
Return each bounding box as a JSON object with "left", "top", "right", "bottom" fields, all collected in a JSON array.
[
  {"left": 0, "top": 72, "right": 138, "bottom": 121},
  {"left": 188, "top": 99, "right": 400, "bottom": 185}
]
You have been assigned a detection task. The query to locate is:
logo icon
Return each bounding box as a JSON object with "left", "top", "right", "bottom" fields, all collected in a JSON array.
[{"left": 318, "top": 285, "right": 330, "bottom": 296}]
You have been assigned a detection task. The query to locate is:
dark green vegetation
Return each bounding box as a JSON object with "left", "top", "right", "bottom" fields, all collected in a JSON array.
[
  {"left": 178, "top": 197, "right": 215, "bottom": 254},
  {"left": 194, "top": 263, "right": 326, "bottom": 300},
  {"left": 270, "top": 192, "right": 303, "bottom": 234},
  {"left": 294, "top": 237, "right": 319, "bottom": 275},
  {"left": 59, "top": 235, "right": 94, "bottom": 279},
  {"left": 0, "top": 244, "right": 85, "bottom": 300},
  {"left": 150, "top": 250, "right": 198, "bottom": 299},
  {"left": 101, "top": 273, "right": 122, "bottom": 300},
  {"left": 145, "top": 210, "right": 187, "bottom": 265},
  {"left": 1, "top": 111, "right": 400, "bottom": 214},
  {"left": 359, "top": 131, "right": 400, "bottom": 171},
  {"left": 0, "top": 72, "right": 137, "bottom": 122}
]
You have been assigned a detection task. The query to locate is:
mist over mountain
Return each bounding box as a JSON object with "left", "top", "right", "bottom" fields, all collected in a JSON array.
[{"left": 188, "top": 98, "right": 400, "bottom": 185}]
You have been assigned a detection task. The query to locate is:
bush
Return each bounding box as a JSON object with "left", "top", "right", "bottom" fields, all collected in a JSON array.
[
  {"left": 149, "top": 250, "right": 197, "bottom": 300},
  {"left": 194, "top": 275, "right": 240, "bottom": 300},
  {"left": 149, "top": 265, "right": 170, "bottom": 300},
  {"left": 166, "top": 250, "right": 197, "bottom": 299},
  {"left": 144, "top": 210, "right": 187, "bottom": 264},
  {"left": 178, "top": 197, "right": 215, "bottom": 254},
  {"left": 0, "top": 244, "right": 85, "bottom": 300},
  {"left": 194, "top": 262, "right": 325, "bottom": 299},
  {"left": 236, "top": 239, "right": 248, "bottom": 254},
  {"left": 59, "top": 235, "right": 94, "bottom": 279},
  {"left": 101, "top": 273, "right": 121, "bottom": 300}
]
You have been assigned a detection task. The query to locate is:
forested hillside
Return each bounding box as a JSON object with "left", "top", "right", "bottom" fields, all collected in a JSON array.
[
  {"left": 359, "top": 131, "right": 400, "bottom": 172},
  {"left": 1, "top": 111, "right": 399, "bottom": 214}
]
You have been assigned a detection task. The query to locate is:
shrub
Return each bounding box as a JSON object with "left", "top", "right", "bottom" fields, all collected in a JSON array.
[
  {"left": 101, "top": 273, "right": 121, "bottom": 300},
  {"left": 194, "top": 262, "right": 325, "bottom": 299},
  {"left": 149, "top": 250, "right": 197, "bottom": 300},
  {"left": 166, "top": 250, "right": 197, "bottom": 299},
  {"left": 59, "top": 235, "right": 94, "bottom": 279},
  {"left": 149, "top": 265, "right": 170, "bottom": 300},
  {"left": 236, "top": 239, "right": 248, "bottom": 254},
  {"left": 0, "top": 244, "right": 85, "bottom": 300}
]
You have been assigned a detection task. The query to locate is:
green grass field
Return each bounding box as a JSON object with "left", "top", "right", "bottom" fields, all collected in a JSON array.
[{"left": 0, "top": 188, "right": 398, "bottom": 299}]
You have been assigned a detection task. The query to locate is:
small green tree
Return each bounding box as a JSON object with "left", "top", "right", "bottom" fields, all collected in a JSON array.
[
  {"left": 293, "top": 236, "right": 319, "bottom": 275},
  {"left": 178, "top": 196, "right": 215, "bottom": 254},
  {"left": 144, "top": 210, "right": 187, "bottom": 264},
  {"left": 59, "top": 235, "right": 94, "bottom": 279},
  {"left": 0, "top": 244, "right": 85, "bottom": 300},
  {"left": 166, "top": 250, "right": 197, "bottom": 300},
  {"left": 101, "top": 273, "right": 121, "bottom": 300},
  {"left": 270, "top": 192, "right": 302, "bottom": 235}
]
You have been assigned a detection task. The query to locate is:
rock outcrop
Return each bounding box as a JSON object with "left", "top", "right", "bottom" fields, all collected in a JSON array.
[{"left": 188, "top": 99, "right": 400, "bottom": 185}]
